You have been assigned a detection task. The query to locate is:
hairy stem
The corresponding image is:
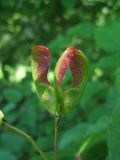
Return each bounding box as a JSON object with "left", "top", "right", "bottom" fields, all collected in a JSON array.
[
  {"left": 54, "top": 116, "right": 60, "bottom": 160},
  {"left": 0, "top": 122, "right": 48, "bottom": 160}
]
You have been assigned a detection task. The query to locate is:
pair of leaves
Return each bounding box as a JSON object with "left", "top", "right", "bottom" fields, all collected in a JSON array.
[{"left": 31, "top": 46, "right": 89, "bottom": 116}]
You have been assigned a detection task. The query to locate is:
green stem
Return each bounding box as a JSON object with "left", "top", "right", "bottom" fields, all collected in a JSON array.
[
  {"left": 54, "top": 116, "right": 60, "bottom": 160},
  {"left": 0, "top": 122, "right": 48, "bottom": 160}
]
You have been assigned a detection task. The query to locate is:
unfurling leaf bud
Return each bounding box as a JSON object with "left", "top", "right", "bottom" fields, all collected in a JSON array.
[
  {"left": 31, "top": 46, "right": 89, "bottom": 116},
  {"left": 0, "top": 110, "right": 4, "bottom": 125}
]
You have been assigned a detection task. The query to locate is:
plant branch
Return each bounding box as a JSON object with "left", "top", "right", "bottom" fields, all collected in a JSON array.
[
  {"left": 54, "top": 116, "right": 60, "bottom": 160},
  {"left": 0, "top": 122, "right": 48, "bottom": 160}
]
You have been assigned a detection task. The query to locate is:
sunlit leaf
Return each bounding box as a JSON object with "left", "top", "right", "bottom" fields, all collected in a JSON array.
[
  {"left": 55, "top": 47, "right": 89, "bottom": 88},
  {"left": 95, "top": 20, "right": 120, "bottom": 52},
  {"left": 55, "top": 47, "right": 89, "bottom": 114},
  {"left": 35, "top": 82, "right": 56, "bottom": 115},
  {"left": 31, "top": 46, "right": 58, "bottom": 115},
  {"left": 31, "top": 46, "right": 50, "bottom": 85}
]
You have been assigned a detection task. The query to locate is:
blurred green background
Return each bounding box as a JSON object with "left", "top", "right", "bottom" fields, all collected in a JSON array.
[{"left": 0, "top": 0, "right": 120, "bottom": 160}]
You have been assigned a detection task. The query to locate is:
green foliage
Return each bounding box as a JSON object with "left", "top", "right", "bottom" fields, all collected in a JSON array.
[
  {"left": 95, "top": 20, "right": 120, "bottom": 52},
  {"left": 59, "top": 117, "right": 108, "bottom": 159},
  {"left": 0, "top": 0, "right": 120, "bottom": 159},
  {"left": 0, "top": 151, "right": 16, "bottom": 160},
  {"left": 107, "top": 100, "right": 120, "bottom": 160},
  {"left": 107, "top": 66, "right": 120, "bottom": 160},
  {"left": 3, "top": 89, "right": 22, "bottom": 103},
  {"left": 115, "top": 67, "right": 120, "bottom": 95}
]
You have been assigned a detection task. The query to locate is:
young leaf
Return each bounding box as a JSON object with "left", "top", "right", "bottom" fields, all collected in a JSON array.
[
  {"left": 31, "top": 46, "right": 57, "bottom": 115},
  {"left": 31, "top": 46, "right": 50, "bottom": 84},
  {"left": 35, "top": 82, "right": 57, "bottom": 115},
  {"left": 55, "top": 47, "right": 89, "bottom": 88},
  {"left": 55, "top": 47, "right": 89, "bottom": 114}
]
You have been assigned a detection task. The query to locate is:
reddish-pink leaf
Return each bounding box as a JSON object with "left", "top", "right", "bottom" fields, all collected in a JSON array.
[
  {"left": 69, "top": 48, "right": 83, "bottom": 87},
  {"left": 31, "top": 45, "right": 50, "bottom": 84},
  {"left": 55, "top": 48, "right": 71, "bottom": 87},
  {"left": 55, "top": 47, "right": 88, "bottom": 88}
]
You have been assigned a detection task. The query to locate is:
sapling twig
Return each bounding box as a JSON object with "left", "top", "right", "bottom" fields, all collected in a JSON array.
[{"left": 0, "top": 114, "right": 48, "bottom": 160}]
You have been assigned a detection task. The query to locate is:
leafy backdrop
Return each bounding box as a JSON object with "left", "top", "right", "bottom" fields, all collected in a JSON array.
[{"left": 0, "top": 0, "right": 120, "bottom": 160}]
